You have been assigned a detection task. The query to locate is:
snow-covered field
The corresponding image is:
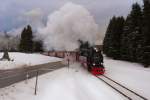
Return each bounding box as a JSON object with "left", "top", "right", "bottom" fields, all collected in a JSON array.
[
  {"left": 104, "top": 57, "right": 150, "bottom": 99},
  {"left": 0, "top": 56, "right": 150, "bottom": 100},
  {"left": 0, "top": 52, "right": 62, "bottom": 70},
  {"left": 0, "top": 64, "right": 123, "bottom": 100}
]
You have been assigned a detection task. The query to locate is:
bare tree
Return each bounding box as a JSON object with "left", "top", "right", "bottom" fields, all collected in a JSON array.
[{"left": 0, "top": 32, "right": 13, "bottom": 61}]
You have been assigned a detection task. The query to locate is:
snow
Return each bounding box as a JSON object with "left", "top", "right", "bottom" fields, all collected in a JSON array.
[
  {"left": 0, "top": 52, "right": 62, "bottom": 70},
  {"left": 0, "top": 55, "right": 149, "bottom": 100},
  {"left": 104, "top": 56, "right": 150, "bottom": 99},
  {"left": 0, "top": 64, "right": 123, "bottom": 100}
]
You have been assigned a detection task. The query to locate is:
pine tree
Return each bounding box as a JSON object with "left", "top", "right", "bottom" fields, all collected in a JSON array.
[
  {"left": 141, "top": 0, "right": 150, "bottom": 67},
  {"left": 26, "top": 25, "right": 33, "bottom": 52},
  {"left": 33, "top": 40, "right": 43, "bottom": 52},
  {"left": 19, "top": 25, "right": 33, "bottom": 52},
  {"left": 129, "top": 3, "right": 142, "bottom": 62},
  {"left": 103, "top": 16, "right": 116, "bottom": 57},
  {"left": 120, "top": 15, "right": 131, "bottom": 60},
  {"left": 120, "top": 3, "right": 142, "bottom": 62},
  {"left": 111, "top": 17, "right": 125, "bottom": 59},
  {"left": 19, "top": 27, "right": 27, "bottom": 52},
  {"left": 103, "top": 16, "right": 124, "bottom": 59},
  {"left": 143, "top": 0, "right": 150, "bottom": 43}
]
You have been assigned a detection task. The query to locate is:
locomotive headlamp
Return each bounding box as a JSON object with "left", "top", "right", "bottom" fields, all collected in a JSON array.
[{"left": 93, "top": 63, "right": 96, "bottom": 66}]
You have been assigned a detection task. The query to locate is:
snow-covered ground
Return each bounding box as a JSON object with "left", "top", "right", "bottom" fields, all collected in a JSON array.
[
  {"left": 0, "top": 56, "right": 149, "bottom": 100},
  {"left": 0, "top": 52, "right": 62, "bottom": 70},
  {"left": 104, "top": 57, "right": 150, "bottom": 99},
  {"left": 0, "top": 64, "right": 123, "bottom": 100}
]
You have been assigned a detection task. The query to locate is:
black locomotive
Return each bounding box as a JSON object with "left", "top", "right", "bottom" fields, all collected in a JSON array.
[{"left": 79, "top": 41, "right": 105, "bottom": 75}]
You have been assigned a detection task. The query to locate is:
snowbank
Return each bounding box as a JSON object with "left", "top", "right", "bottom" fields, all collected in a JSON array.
[
  {"left": 0, "top": 64, "right": 123, "bottom": 100},
  {"left": 0, "top": 52, "right": 62, "bottom": 70},
  {"left": 104, "top": 57, "right": 150, "bottom": 99}
]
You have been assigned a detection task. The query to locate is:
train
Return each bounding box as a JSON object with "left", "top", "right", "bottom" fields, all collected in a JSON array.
[{"left": 42, "top": 45, "right": 105, "bottom": 75}]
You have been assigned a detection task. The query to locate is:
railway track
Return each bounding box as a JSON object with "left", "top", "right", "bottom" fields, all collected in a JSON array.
[{"left": 96, "top": 75, "right": 148, "bottom": 100}]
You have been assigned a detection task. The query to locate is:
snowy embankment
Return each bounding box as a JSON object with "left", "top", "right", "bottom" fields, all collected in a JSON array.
[
  {"left": 0, "top": 52, "right": 62, "bottom": 70},
  {"left": 104, "top": 57, "right": 150, "bottom": 99},
  {"left": 0, "top": 64, "right": 123, "bottom": 100}
]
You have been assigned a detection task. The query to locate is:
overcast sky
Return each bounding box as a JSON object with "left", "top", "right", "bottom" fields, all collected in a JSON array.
[{"left": 0, "top": 0, "right": 143, "bottom": 35}]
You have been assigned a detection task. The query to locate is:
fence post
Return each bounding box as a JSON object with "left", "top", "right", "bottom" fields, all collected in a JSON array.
[
  {"left": 34, "top": 70, "right": 39, "bottom": 95},
  {"left": 25, "top": 71, "right": 29, "bottom": 84}
]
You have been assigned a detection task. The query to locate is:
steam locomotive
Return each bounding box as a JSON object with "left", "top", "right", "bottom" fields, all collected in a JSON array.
[{"left": 78, "top": 43, "right": 105, "bottom": 75}]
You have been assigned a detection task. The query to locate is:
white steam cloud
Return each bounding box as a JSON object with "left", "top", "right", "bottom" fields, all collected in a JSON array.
[{"left": 38, "top": 2, "right": 99, "bottom": 51}]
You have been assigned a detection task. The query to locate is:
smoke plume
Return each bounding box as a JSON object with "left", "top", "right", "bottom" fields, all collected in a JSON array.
[{"left": 38, "top": 2, "right": 99, "bottom": 51}]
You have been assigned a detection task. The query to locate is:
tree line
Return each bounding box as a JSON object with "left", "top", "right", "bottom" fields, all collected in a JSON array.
[
  {"left": 103, "top": 0, "right": 150, "bottom": 67},
  {"left": 0, "top": 25, "right": 43, "bottom": 53}
]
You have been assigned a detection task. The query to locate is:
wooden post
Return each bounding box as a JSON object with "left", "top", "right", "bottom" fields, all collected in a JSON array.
[
  {"left": 34, "top": 70, "right": 39, "bottom": 95},
  {"left": 25, "top": 71, "right": 29, "bottom": 84}
]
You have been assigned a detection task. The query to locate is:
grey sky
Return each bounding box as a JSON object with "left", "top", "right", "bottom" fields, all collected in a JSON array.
[{"left": 0, "top": 0, "right": 143, "bottom": 35}]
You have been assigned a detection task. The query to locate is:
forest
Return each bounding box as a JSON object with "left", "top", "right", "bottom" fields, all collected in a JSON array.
[{"left": 103, "top": 0, "right": 150, "bottom": 67}]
